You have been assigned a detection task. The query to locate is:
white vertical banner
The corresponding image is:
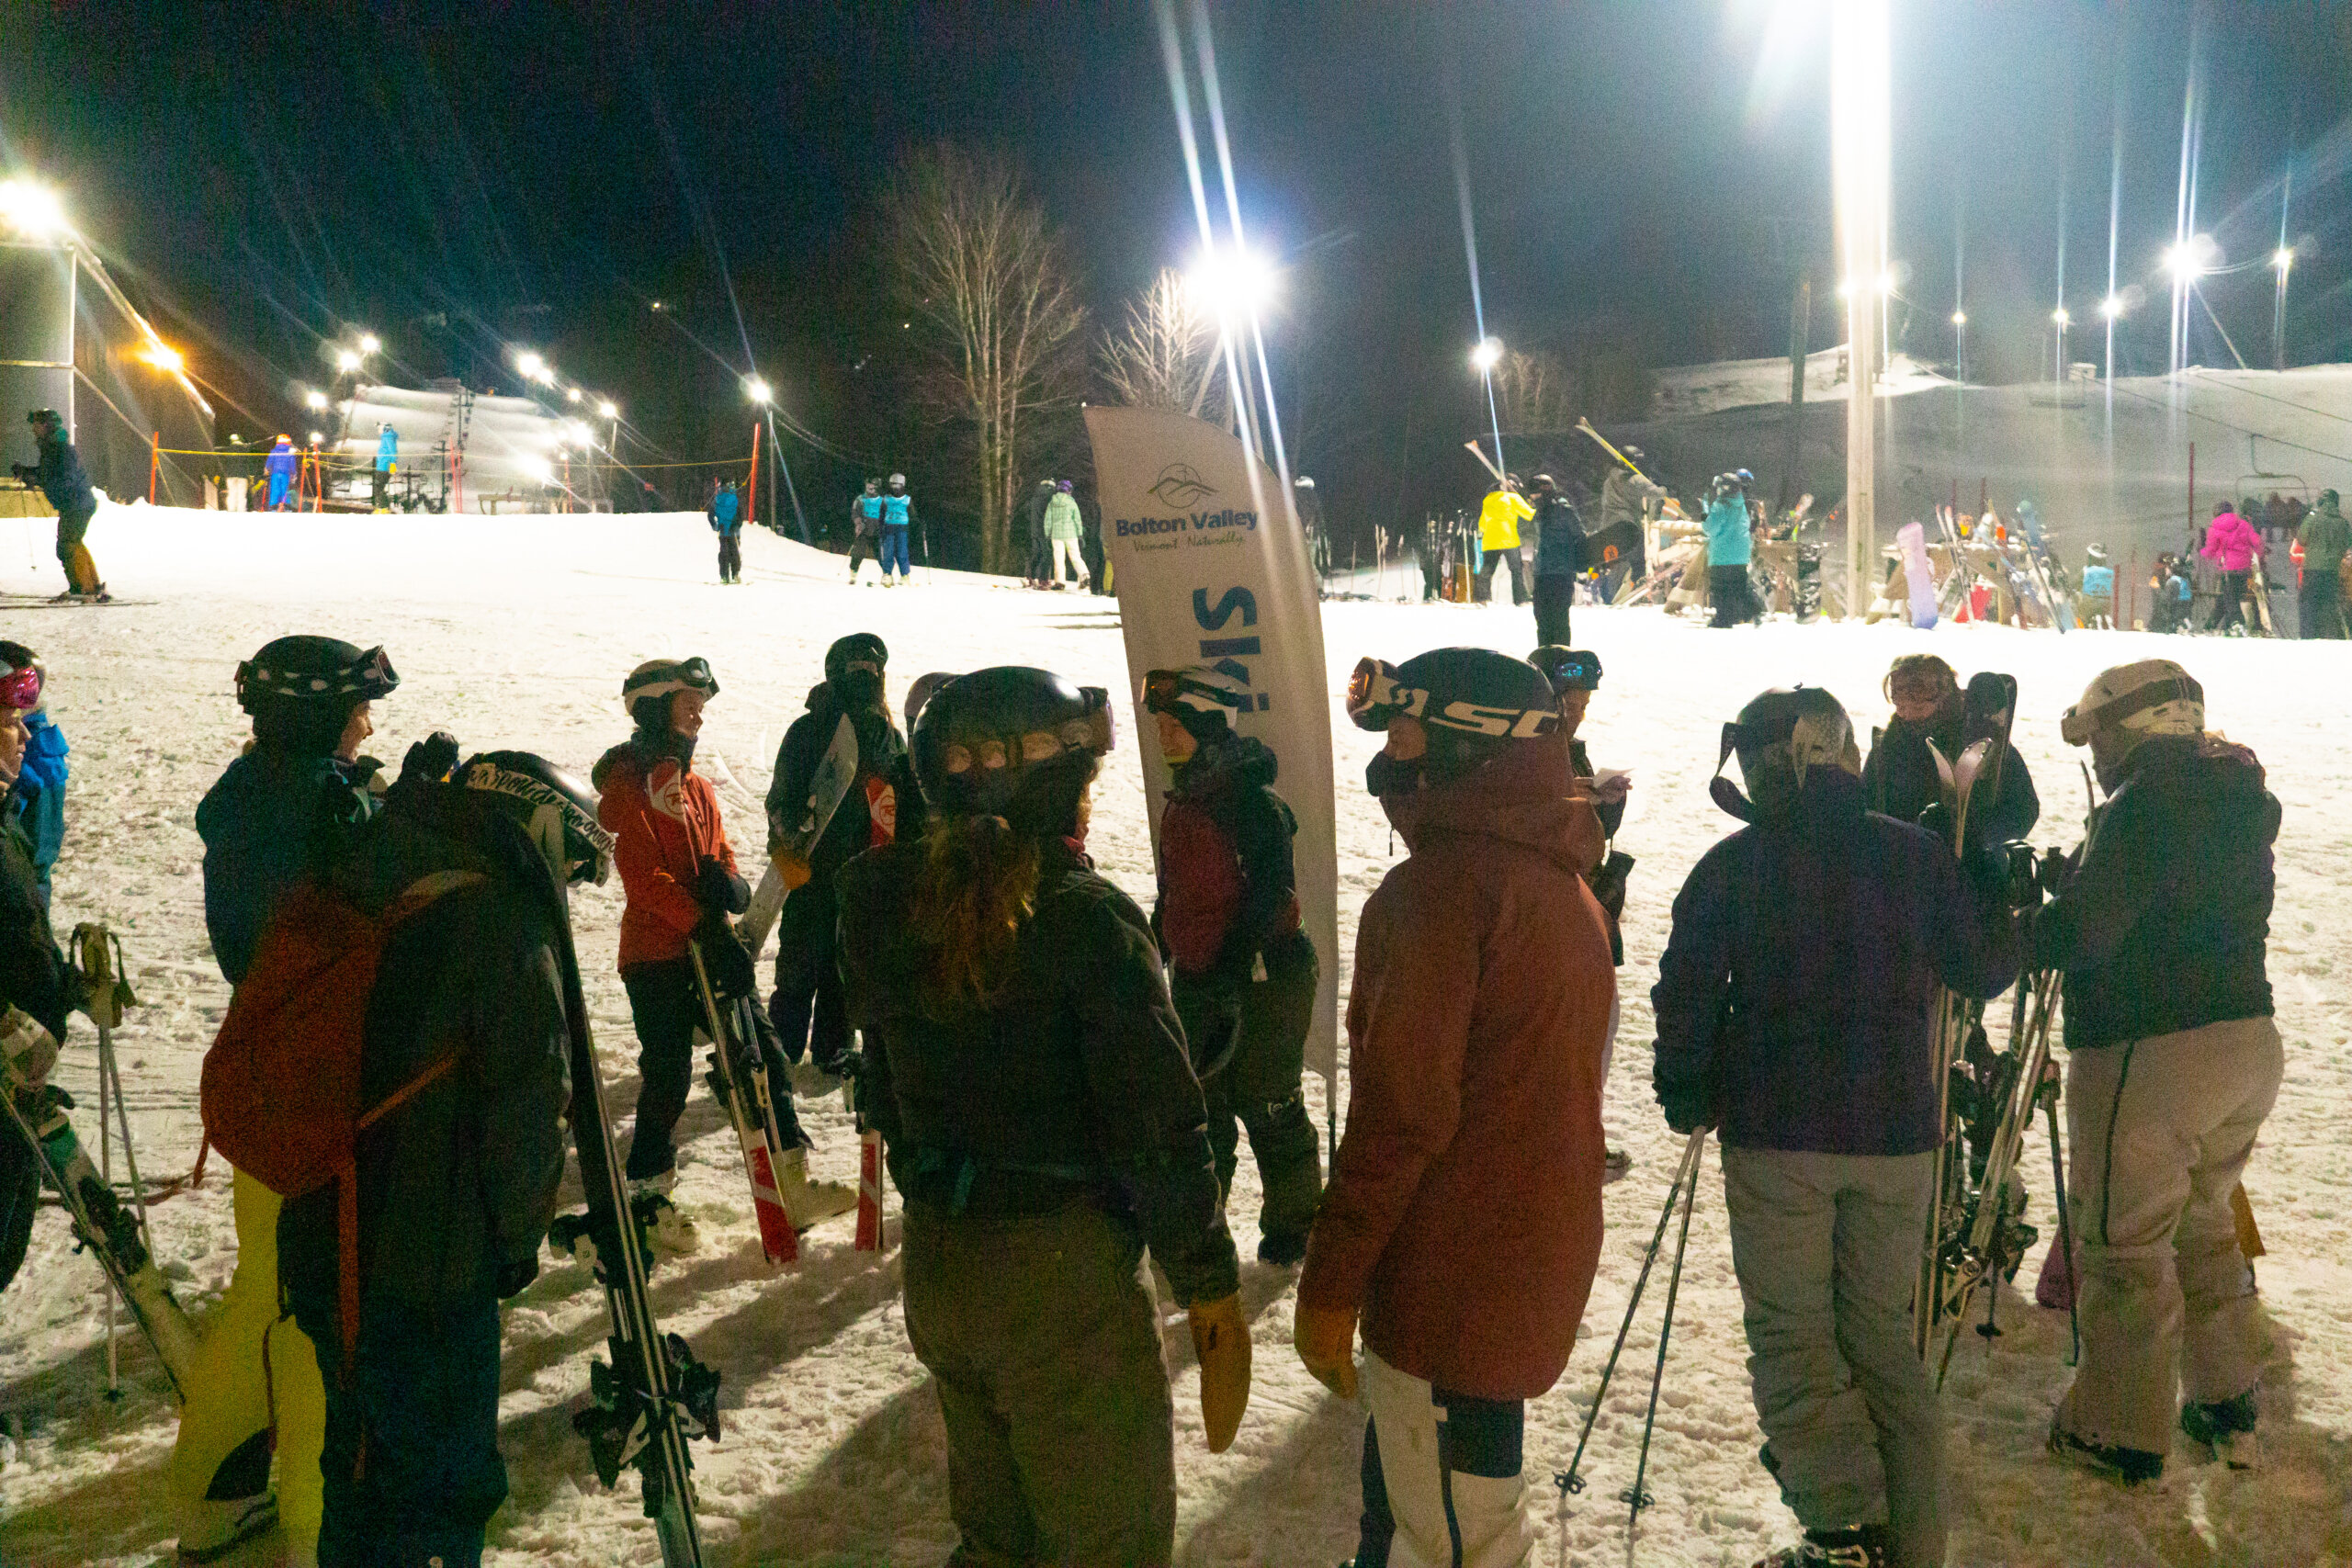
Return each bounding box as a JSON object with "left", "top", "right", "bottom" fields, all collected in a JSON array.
[{"left": 1084, "top": 405, "right": 1340, "bottom": 1092}]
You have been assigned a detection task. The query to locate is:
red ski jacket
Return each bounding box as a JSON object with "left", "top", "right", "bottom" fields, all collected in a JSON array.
[{"left": 594, "top": 739, "right": 741, "bottom": 971}]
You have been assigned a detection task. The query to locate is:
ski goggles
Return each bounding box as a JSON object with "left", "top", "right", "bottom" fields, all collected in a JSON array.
[
  {"left": 1141, "top": 668, "right": 1248, "bottom": 717},
  {"left": 1530, "top": 648, "right": 1602, "bottom": 694},
  {"left": 938, "top": 687, "right": 1116, "bottom": 783},
  {"left": 621, "top": 656, "right": 718, "bottom": 711},
  {"left": 0, "top": 666, "right": 43, "bottom": 711},
  {"left": 1347, "top": 657, "right": 1559, "bottom": 739},
  {"left": 235, "top": 644, "right": 400, "bottom": 706}
]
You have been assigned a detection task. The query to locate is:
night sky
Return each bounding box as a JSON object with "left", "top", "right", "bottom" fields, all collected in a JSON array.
[{"left": 6, "top": 1, "right": 2350, "bottom": 539}]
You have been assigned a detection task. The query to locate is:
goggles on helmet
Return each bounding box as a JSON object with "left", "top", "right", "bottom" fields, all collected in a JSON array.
[
  {"left": 937, "top": 686, "right": 1115, "bottom": 784},
  {"left": 622, "top": 656, "right": 718, "bottom": 713},
  {"left": 1531, "top": 648, "right": 1602, "bottom": 694},
  {"left": 1347, "top": 656, "right": 1558, "bottom": 739},
  {"left": 235, "top": 644, "right": 400, "bottom": 707},
  {"left": 1141, "top": 668, "right": 1249, "bottom": 717},
  {"left": 0, "top": 667, "right": 43, "bottom": 711}
]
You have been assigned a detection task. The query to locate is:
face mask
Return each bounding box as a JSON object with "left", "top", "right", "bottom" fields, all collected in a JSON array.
[{"left": 1365, "top": 751, "right": 1424, "bottom": 799}]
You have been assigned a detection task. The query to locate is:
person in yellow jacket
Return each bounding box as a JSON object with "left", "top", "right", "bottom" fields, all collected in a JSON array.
[{"left": 1476, "top": 475, "right": 1534, "bottom": 606}]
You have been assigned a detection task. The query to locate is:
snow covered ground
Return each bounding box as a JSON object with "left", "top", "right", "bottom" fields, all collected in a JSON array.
[{"left": 4, "top": 503, "right": 2350, "bottom": 1567}]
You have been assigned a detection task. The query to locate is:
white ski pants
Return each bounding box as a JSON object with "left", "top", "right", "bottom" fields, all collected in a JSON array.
[
  {"left": 1358, "top": 1348, "right": 1532, "bottom": 1568},
  {"left": 1050, "top": 536, "right": 1086, "bottom": 585},
  {"left": 2057, "top": 1015, "right": 2281, "bottom": 1455}
]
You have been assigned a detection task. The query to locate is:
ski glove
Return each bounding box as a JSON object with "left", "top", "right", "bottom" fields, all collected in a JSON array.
[
  {"left": 695, "top": 855, "right": 751, "bottom": 917},
  {"left": 692, "top": 918, "right": 759, "bottom": 1001},
  {"left": 0, "top": 1006, "right": 58, "bottom": 1092},
  {"left": 1294, "top": 1300, "right": 1359, "bottom": 1400},
  {"left": 1657, "top": 1084, "right": 1716, "bottom": 1137},
  {"left": 1189, "top": 1293, "right": 1252, "bottom": 1451},
  {"left": 769, "top": 846, "right": 813, "bottom": 892}
]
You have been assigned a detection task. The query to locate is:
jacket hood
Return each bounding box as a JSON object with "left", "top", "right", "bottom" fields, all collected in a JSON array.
[
  {"left": 592, "top": 729, "right": 693, "bottom": 793},
  {"left": 1379, "top": 736, "right": 1588, "bottom": 869},
  {"left": 1173, "top": 733, "right": 1279, "bottom": 796},
  {"left": 2123, "top": 731, "right": 2268, "bottom": 795},
  {"left": 1767, "top": 763, "right": 1871, "bottom": 836}
]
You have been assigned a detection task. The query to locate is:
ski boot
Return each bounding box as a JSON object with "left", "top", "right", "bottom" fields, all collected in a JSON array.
[
  {"left": 1604, "top": 1146, "right": 1633, "bottom": 1185},
  {"left": 2180, "top": 1390, "right": 2260, "bottom": 1471},
  {"left": 779, "top": 1148, "right": 858, "bottom": 1230},
  {"left": 2047, "top": 1420, "right": 2163, "bottom": 1485},
  {"left": 628, "top": 1170, "right": 703, "bottom": 1256},
  {"left": 1750, "top": 1526, "right": 1888, "bottom": 1566}
]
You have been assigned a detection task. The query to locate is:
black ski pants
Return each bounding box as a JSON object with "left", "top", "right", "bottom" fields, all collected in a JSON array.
[
  {"left": 1476, "top": 543, "right": 1528, "bottom": 604},
  {"left": 2301, "top": 570, "right": 2347, "bottom": 639},
  {"left": 770, "top": 881, "right": 852, "bottom": 1073},
  {"left": 716, "top": 529, "right": 741, "bottom": 582},
  {"left": 849, "top": 529, "right": 876, "bottom": 579},
  {"left": 623, "top": 955, "right": 803, "bottom": 1182},
  {"left": 1532, "top": 572, "right": 1575, "bottom": 646},
  {"left": 2206, "top": 570, "right": 2248, "bottom": 631},
  {"left": 1170, "top": 929, "right": 1323, "bottom": 1247},
  {"left": 370, "top": 468, "right": 389, "bottom": 509},
  {"left": 1710, "top": 564, "right": 1762, "bottom": 627}
]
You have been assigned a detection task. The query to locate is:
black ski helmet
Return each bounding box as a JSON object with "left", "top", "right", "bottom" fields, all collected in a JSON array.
[
  {"left": 621, "top": 657, "right": 718, "bottom": 733},
  {"left": 1711, "top": 685, "right": 1857, "bottom": 819},
  {"left": 1527, "top": 645, "right": 1601, "bottom": 695},
  {"left": 236, "top": 636, "right": 399, "bottom": 754},
  {"left": 458, "top": 750, "right": 614, "bottom": 886},
  {"left": 26, "top": 409, "right": 61, "bottom": 430},
  {"left": 825, "top": 632, "right": 889, "bottom": 713},
  {"left": 910, "top": 666, "right": 1114, "bottom": 830},
  {"left": 1348, "top": 646, "right": 1559, "bottom": 786}
]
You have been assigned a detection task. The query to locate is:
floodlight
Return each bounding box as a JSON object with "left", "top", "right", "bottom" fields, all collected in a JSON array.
[
  {"left": 2163, "top": 237, "right": 2215, "bottom": 284},
  {"left": 2099, "top": 295, "right": 2124, "bottom": 321},
  {"left": 1470, "top": 337, "right": 1504, "bottom": 373},
  {"left": 2052, "top": 308, "right": 2070, "bottom": 327},
  {"left": 0, "top": 180, "right": 69, "bottom": 239},
  {"left": 1950, "top": 310, "right": 1966, "bottom": 327},
  {"left": 597, "top": 400, "right": 618, "bottom": 419},
  {"left": 2273, "top": 246, "right": 2295, "bottom": 274},
  {"left": 335, "top": 348, "right": 362, "bottom": 373},
  {"left": 308, "top": 431, "right": 323, "bottom": 446},
  {"left": 515, "top": 350, "right": 545, "bottom": 378},
  {"left": 140, "top": 339, "right": 184, "bottom": 373},
  {"left": 304, "top": 389, "right": 329, "bottom": 411},
  {"left": 565, "top": 387, "right": 582, "bottom": 402},
  {"left": 357, "top": 333, "right": 380, "bottom": 355},
  {"left": 744, "top": 376, "right": 773, "bottom": 403},
  {"left": 1186, "top": 243, "right": 1277, "bottom": 319}
]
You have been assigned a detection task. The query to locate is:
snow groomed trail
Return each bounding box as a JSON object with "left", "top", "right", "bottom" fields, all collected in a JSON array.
[{"left": 3, "top": 504, "right": 2350, "bottom": 1566}]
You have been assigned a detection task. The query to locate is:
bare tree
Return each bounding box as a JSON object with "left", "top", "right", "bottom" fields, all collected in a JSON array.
[
  {"left": 1098, "top": 268, "right": 1227, "bottom": 423},
  {"left": 888, "top": 145, "right": 1088, "bottom": 572}
]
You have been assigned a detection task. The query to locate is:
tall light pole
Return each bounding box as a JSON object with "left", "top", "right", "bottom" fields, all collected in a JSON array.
[
  {"left": 2052, "top": 307, "right": 2071, "bottom": 385},
  {"left": 2271, "top": 245, "right": 2293, "bottom": 371},
  {"left": 1471, "top": 335, "right": 1505, "bottom": 480},
  {"left": 1832, "top": 0, "right": 1890, "bottom": 617}
]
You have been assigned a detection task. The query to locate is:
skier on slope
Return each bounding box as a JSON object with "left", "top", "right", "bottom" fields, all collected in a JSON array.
[
  {"left": 264, "top": 434, "right": 300, "bottom": 513},
  {"left": 879, "top": 472, "right": 916, "bottom": 585},
  {"left": 0, "top": 643, "right": 68, "bottom": 912},
  {"left": 1651, "top": 685, "right": 2019, "bottom": 1568},
  {"left": 1142, "top": 665, "right": 1322, "bottom": 1266},
  {"left": 1861, "top": 653, "right": 2040, "bottom": 842},
  {"left": 274, "top": 751, "right": 593, "bottom": 1564},
  {"left": 0, "top": 682, "right": 69, "bottom": 1303},
  {"left": 707, "top": 479, "right": 744, "bottom": 584},
  {"left": 1703, "top": 468, "right": 1761, "bottom": 626},
  {"left": 2036, "top": 660, "right": 2281, "bottom": 1483},
  {"left": 848, "top": 479, "right": 883, "bottom": 584},
  {"left": 13, "top": 409, "right": 105, "bottom": 601},
  {"left": 1531, "top": 644, "right": 1634, "bottom": 1182},
  {"left": 1297, "top": 647, "right": 1611, "bottom": 1568},
  {"left": 1043, "top": 478, "right": 1087, "bottom": 590},
  {"left": 765, "top": 633, "right": 904, "bottom": 1080},
  {"left": 176, "top": 636, "right": 421, "bottom": 1564},
  {"left": 836, "top": 666, "right": 1248, "bottom": 1564},
  {"left": 594, "top": 658, "right": 854, "bottom": 1247}
]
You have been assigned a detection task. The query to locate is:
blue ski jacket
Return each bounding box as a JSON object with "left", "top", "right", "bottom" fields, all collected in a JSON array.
[
  {"left": 1702, "top": 492, "right": 1753, "bottom": 569},
  {"left": 28, "top": 431, "right": 94, "bottom": 513},
  {"left": 197, "top": 746, "right": 381, "bottom": 986},
  {"left": 6, "top": 713, "right": 68, "bottom": 908},
  {"left": 882, "top": 492, "right": 912, "bottom": 528},
  {"left": 265, "top": 443, "right": 298, "bottom": 481},
  {"left": 375, "top": 428, "right": 398, "bottom": 472},
  {"left": 709, "top": 486, "right": 741, "bottom": 532}
]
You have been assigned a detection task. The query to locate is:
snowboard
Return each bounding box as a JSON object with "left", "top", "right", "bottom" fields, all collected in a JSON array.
[
  {"left": 1, "top": 1081, "right": 202, "bottom": 1396},
  {"left": 1896, "top": 522, "right": 1939, "bottom": 628},
  {"left": 549, "top": 902, "right": 716, "bottom": 1567},
  {"left": 737, "top": 715, "right": 859, "bottom": 960},
  {"left": 687, "top": 942, "right": 799, "bottom": 1267}
]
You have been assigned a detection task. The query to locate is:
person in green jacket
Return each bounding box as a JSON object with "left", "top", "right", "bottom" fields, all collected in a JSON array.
[
  {"left": 1043, "top": 479, "right": 1087, "bottom": 590},
  {"left": 2297, "top": 489, "right": 2350, "bottom": 639}
]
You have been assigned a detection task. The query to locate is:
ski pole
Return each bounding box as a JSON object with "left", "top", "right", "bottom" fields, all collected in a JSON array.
[
  {"left": 1623, "top": 1134, "right": 1704, "bottom": 1530},
  {"left": 1557, "top": 1128, "right": 1707, "bottom": 1503},
  {"left": 2045, "top": 1086, "right": 2080, "bottom": 1368}
]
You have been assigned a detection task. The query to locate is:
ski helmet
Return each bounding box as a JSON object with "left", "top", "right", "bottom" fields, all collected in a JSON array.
[
  {"left": 888, "top": 472, "right": 907, "bottom": 491},
  {"left": 911, "top": 666, "right": 1114, "bottom": 829},
  {"left": 2086, "top": 542, "right": 2110, "bottom": 566},
  {"left": 2060, "top": 660, "right": 2202, "bottom": 757},
  {"left": 1735, "top": 468, "right": 1755, "bottom": 488},
  {"left": 903, "top": 671, "right": 962, "bottom": 734},
  {"left": 1348, "top": 647, "right": 1559, "bottom": 787},
  {"left": 1057, "top": 479, "right": 1073, "bottom": 493},
  {"left": 1527, "top": 646, "right": 1601, "bottom": 695},
  {"left": 621, "top": 657, "right": 718, "bottom": 731},
  {"left": 825, "top": 632, "right": 888, "bottom": 712},
  {"left": 235, "top": 637, "right": 399, "bottom": 755},
  {"left": 1712, "top": 685, "right": 1858, "bottom": 820},
  {"left": 458, "top": 750, "right": 614, "bottom": 886},
  {"left": 1295, "top": 475, "right": 1315, "bottom": 490},
  {"left": 1142, "top": 665, "right": 1253, "bottom": 744},
  {"left": 26, "top": 409, "right": 60, "bottom": 429},
  {"left": 0, "top": 640, "right": 44, "bottom": 714}
]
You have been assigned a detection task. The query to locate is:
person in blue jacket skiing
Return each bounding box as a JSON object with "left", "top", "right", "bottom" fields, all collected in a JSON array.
[
  {"left": 0, "top": 645, "right": 65, "bottom": 912},
  {"left": 1703, "top": 468, "right": 1760, "bottom": 627},
  {"left": 264, "top": 434, "right": 299, "bottom": 512},
  {"left": 707, "top": 479, "right": 743, "bottom": 584},
  {"left": 13, "top": 409, "right": 104, "bottom": 601},
  {"left": 372, "top": 423, "right": 398, "bottom": 512},
  {"left": 879, "top": 473, "right": 916, "bottom": 586}
]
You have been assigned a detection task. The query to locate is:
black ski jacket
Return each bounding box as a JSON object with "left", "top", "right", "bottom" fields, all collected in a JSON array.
[
  {"left": 765, "top": 684, "right": 904, "bottom": 886},
  {"left": 837, "top": 834, "right": 1240, "bottom": 1308},
  {"left": 1863, "top": 703, "right": 2040, "bottom": 844},
  {"left": 0, "top": 797, "right": 66, "bottom": 1042},
  {"left": 1652, "top": 770, "right": 2018, "bottom": 1156},
  {"left": 277, "top": 795, "right": 571, "bottom": 1316},
  {"left": 2031, "top": 735, "right": 2277, "bottom": 1052}
]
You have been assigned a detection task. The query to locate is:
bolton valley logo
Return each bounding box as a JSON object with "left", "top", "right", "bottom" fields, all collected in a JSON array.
[{"left": 1147, "top": 464, "right": 1218, "bottom": 510}]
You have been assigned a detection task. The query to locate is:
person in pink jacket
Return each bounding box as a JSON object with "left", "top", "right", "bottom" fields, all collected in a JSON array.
[{"left": 2199, "top": 502, "right": 2263, "bottom": 633}]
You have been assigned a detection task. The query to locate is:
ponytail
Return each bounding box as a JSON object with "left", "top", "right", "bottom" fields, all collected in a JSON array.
[{"left": 910, "top": 814, "right": 1043, "bottom": 1016}]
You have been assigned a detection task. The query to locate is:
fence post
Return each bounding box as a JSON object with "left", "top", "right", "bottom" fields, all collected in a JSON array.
[
  {"left": 148, "top": 432, "right": 160, "bottom": 504},
  {"left": 745, "top": 422, "right": 762, "bottom": 529}
]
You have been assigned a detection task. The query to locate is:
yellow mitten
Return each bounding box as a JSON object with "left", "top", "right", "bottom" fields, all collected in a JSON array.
[
  {"left": 1188, "top": 1293, "right": 1252, "bottom": 1452},
  {"left": 1293, "top": 1301, "right": 1359, "bottom": 1400},
  {"left": 772, "top": 848, "right": 813, "bottom": 890}
]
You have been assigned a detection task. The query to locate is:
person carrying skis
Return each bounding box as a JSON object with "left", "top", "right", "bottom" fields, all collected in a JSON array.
[
  {"left": 1142, "top": 665, "right": 1322, "bottom": 1266},
  {"left": 2036, "top": 660, "right": 2281, "bottom": 1483},
  {"left": 765, "top": 632, "right": 904, "bottom": 1080},
  {"left": 1476, "top": 474, "right": 1532, "bottom": 604},
  {"left": 0, "top": 682, "right": 69, "bottom": 1304},
  {"left": 1861, "top": 653, "right": 2039, "bottom": 843},
  {"left": 1598, "top": 454, "right": 1665, "bottom": 592},
  {"left": 13, "top": 409, "right": 104, "bottom": 601},
  {"left": 879, "top": 472, "right": 916, "bottom": 585},
  {"left": 1043, "top": 478, "right": 1086, "bottom": 590},
  {"left": 1651, "top": 685, "right": 2019, "bottom": 1568},
  {"left": 0, "top": 645, "right": 67, "bottom": 913},
  {"left": 707, "top": 479, "right": 743, "bottom": 584},
  {"left": 178, "top": 635, "right": 417, "bottom": 1564},
  {"left": 273, "top": 750, "right": 597, "bottom": 1565},
  {"left": 1298, "top": 647, "right": 1611, "bottom": 1568},
  {"left": 848, "top": 479, "right": 884, "bottom": 584},
  {"left": 264, "top": 434, "right": 300, "bottom": 512},
  {"left": 1532, "top": 644, "right": 1634, "bottom": 1182},
  {"left": 836, "top": 666, "right": 1247, "bottom": 1566},
  {"left": 595, "top": 658, "right": 854, "bottom": 1247},
  {"left": 1526, "top": 473, "right": 1584, "bottom": 646},
  {"left": 2199, "top": 500, "right": 2262, "bottom": 634},
  {"left": 1703, "top": 468, "right": 1761, "bottom": 626},
  {"left": 2296, "top": 488, "right": 2350, "bottom": 639},
  {"left": 371, "top": 423, "right": 397, "bottom": 512}
]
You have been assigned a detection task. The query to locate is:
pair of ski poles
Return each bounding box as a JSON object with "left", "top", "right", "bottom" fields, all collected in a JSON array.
[{"left": 1555, "top": 1126, "right": 1709, "bottom": 1541}]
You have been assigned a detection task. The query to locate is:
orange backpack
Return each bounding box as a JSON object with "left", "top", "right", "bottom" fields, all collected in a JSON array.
[{"left": 200, "top": 869, "right": 484, "bottom": 1373}]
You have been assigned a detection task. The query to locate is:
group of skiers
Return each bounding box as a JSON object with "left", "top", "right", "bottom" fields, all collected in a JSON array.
[
  {"left": 1019, "top": 475, "right": 1097, "bottom": 592},
  {"left": 0, "top": 596, "right": 2290, "bottom": 1568},
  {"left": 846, "top": 473, "right": 920, "bottom": 586}
]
